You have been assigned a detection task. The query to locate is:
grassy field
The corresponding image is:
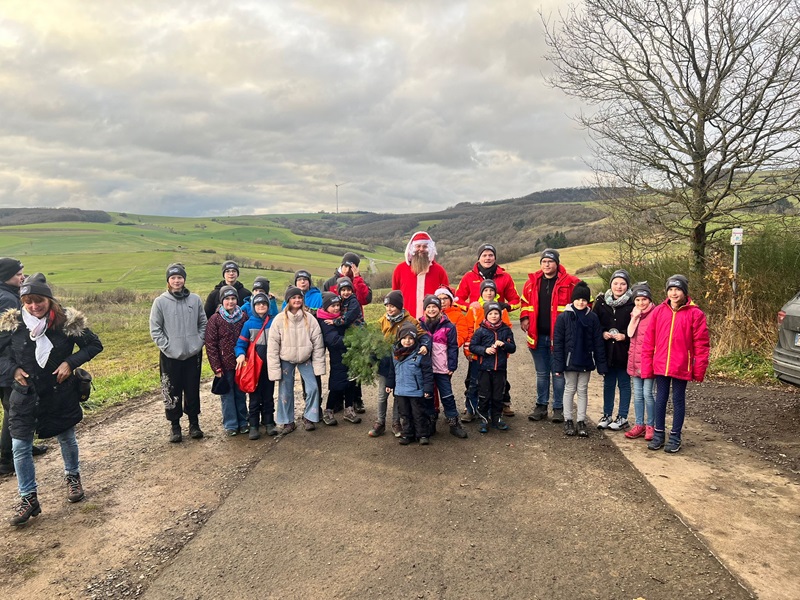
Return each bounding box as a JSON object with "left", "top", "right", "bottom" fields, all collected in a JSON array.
[{"left": 505, "top": 242, "right": 618, "bottom": 289}]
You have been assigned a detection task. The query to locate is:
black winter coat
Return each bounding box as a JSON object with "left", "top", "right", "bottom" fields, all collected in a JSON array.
[
  {"left": 592, "top": 293, "right": 634, "bottom": 369},
  {"left": 552, "top": 305, "right": 608, "bottom": 374},
  {"left": 0, "top": 307, "right": 103, "bottom": 439},
  {"left": 469, "top": 322, "right": 516, "bottom": 371},
  {"left": 204, "top": 281, "right": 252, "bottom": 319},
  {"left": 317, "top": 317, "right": 350, "bottom": 392}
]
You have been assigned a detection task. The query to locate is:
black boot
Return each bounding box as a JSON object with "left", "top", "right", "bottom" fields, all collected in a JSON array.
[
  {"left": 65, "top": 473, "right": 85, "bottom": 503},
  {"left": 169, "top": 420, "right": 182, "bottom": 443},
  {"left": 448, "top": 417, "right": 468, "bottom": 439},
  {"left": 564, "top": 419, "right": 576, "bottom": 436},
  {"left": 10, "top": 493, "right": 40, "bottom": 526},
  {"left": 189, "top": 418, "right": 204, "bottom": 439}
]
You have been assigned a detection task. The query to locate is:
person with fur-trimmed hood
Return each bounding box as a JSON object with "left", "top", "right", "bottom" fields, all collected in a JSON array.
[
  {"left": 391, "top": 231, "right": 450, "bottom": 318},
  {"left": 204, "top": 261, "right": 252, "bottom": 319},
  {"left": 455, "top": 243, "right": 521, "bottom": 312},
  {"left": 0, "top": 274, "right": 103, "bottom": 525}
]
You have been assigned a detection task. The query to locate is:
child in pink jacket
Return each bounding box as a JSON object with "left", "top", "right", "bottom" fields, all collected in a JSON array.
[
  {"left": 625, "top": 283, "right": 657, "bottom": 441},
  {"left": 640, "top": 275, "right": 709, "bottom": 453}
]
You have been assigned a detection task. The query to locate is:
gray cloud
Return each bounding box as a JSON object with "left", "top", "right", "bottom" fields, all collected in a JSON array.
[{"left": 0, "top": 0, "right": 592, "bottom": 216}]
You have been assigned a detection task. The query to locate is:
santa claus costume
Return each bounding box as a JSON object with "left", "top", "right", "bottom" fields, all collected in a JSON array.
[{"left": 391, "top": 232, "right": 450, "bottom": 318}]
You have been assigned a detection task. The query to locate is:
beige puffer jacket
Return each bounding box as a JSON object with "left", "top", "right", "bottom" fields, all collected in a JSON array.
[{"left": 267, "top": 308, "right": 326, "bottom": 381}]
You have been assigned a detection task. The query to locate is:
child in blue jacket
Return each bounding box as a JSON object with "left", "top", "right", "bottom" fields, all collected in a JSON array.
[
  {"left": 386, "top": 323, "right": 434, "bottom": 445},
  {"left": 553, "top": 281, "right": 607, "bottom": 438},
  {"left": 468, "top": 302, "right": 517, "bottom": 433},
  {"left": 235, "top": 292, "right": 276, "bottom": 439}
]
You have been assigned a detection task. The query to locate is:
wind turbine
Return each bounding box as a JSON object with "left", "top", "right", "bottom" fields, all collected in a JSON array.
[{"left": 334, "top": 182, "right": 348, "bottom": 214}]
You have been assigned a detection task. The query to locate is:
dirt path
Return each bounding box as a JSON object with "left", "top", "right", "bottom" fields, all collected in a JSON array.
[{"left": 0, "top": 330, "right": 786, "bottom": 599}]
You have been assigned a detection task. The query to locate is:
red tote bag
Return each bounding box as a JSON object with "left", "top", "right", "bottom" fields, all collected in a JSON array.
[{"left": 235, "top": 320, "right": 268, "bottom": 393}]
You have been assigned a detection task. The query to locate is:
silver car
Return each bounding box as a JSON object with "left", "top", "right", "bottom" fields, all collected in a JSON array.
[{"left": 774, "top": 290, "right": 800, "bottom": 386}]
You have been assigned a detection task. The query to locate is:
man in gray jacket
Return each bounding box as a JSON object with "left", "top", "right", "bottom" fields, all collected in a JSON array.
[{"left": 150, "top": 263, "right": 207, "bottom": 443}]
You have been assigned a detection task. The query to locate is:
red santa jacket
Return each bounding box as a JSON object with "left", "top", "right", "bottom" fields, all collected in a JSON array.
[
  {"left": 391, "top": 262, "right": 449, "bottom": 318},
  {"left": 519, "top": 266, "right": 580, "bottom": 350},
  {"left": 454, "top": 264, "right": 521, "bottom": 312},
  {"left": 640, "top": 297, "right": 709, "bottom": 382}
]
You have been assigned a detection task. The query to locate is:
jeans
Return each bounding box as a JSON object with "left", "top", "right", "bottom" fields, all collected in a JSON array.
[
  {"left": 276, "top": 360, "right": 320, "bottom": 425},
  {"left": 433, "top": 373, "right": 458, "bottom": 419},
  {"left": 631, "top": 376, "right": 655, "bottom": 426},
  {"left": 376, "top": 374, "right": 399, "bottom": 425},
  {"left": 603, "top": 366, "right": 631, "bottom": 418},
  {"left": 220, "top": 370, "right": 248, "bottom": 431},
  {"left": 563, "top": 371, "right": 591, "bottom": 422},
  {"left": 654, "top": 376, "right": 687, "bottom": 434},
  {"left": 13, "top": 427, "right": 79, "bottom": 497},
  {"left": 529, "top": 338, "right": 564, "bottom": 410}
]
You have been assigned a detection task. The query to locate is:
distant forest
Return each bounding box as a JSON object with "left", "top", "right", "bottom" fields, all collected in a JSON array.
[{"left": 0, "top": 208, "right": 112, "bottom": 226}]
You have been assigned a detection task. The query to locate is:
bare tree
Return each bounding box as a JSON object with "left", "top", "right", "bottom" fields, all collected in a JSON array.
[{"left": 544, "top": 0, "right": 800, "bottom": 271}]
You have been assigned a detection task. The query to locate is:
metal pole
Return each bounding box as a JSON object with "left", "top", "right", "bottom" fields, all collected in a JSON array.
[{"left": 732, "top": 244, "right": 740, "bottom": 312}]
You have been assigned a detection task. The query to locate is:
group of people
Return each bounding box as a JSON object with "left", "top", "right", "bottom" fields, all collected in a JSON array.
[{"left": 0, "top": 232, "right": 710, "bottom": 525}]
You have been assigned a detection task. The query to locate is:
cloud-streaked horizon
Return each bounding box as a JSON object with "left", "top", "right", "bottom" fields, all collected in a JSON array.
[{"left": 0, "top": 0, "right": 592, "bottom": 217}]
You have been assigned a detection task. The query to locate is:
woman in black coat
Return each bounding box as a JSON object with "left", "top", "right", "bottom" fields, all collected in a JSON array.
[{"left": 0, "top": 274, "right": 103, "bottom": 526}]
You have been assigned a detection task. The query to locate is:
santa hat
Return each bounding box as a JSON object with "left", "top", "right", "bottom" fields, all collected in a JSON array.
[{"left": 404, "top": 231, "right": 438, "bottom": 264}]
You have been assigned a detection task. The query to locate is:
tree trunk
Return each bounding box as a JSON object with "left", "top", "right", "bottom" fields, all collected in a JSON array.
[{"left": 690, "top": 221, "right": 707, "bottom": 274}]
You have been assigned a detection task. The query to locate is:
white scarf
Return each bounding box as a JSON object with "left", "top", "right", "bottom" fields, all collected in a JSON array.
[{"left": 22, "top": 308, "right": 54, "bottom": 368}]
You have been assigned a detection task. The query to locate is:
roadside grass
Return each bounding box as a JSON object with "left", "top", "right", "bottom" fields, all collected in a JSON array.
[{"left": 710, "top": 351, "right": 774, "bottom": 385}]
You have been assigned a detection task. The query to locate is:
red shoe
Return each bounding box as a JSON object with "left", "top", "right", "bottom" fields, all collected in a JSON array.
[
  {"left": 644, "top": 425, "right": 655, "bottom": 441},
  {"left": 625, "top": 424, "right": 646, "bottom": 439}
]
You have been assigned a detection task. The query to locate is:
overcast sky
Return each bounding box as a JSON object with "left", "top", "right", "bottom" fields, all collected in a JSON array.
[{"left": 0, "top": 0, "right": 591, "bottom": 217}]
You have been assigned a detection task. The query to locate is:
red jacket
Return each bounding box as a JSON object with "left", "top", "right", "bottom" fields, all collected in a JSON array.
[
  {"left": 443, "top": 306, "right": 469, "bottom": 348},
  {"left": 391, "top": 261, "right": 450, "bottom": 318},
  {"left": 454, "top": 264, "right": 521, "bottom": 311},
  {"left": 640, "top": 298, "right": 709, "bottom": 382},
  {"left": 519, "top": 266, "right": 580, "bottom": 349}
]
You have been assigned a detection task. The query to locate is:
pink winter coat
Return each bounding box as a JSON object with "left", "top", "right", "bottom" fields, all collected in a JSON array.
[
  {"left": 626, "top": 302, "right": 655, "bottom": 377},
  {"left": 640, "top": 297, "right": 710, "bottom": 382}
]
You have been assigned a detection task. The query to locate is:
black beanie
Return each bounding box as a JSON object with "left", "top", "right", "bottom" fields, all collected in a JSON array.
[
  {"left": 321, "top": 292, "right": 340, "bottom": 311},
  {"left": 540, "top": 248, "right": 560, "bottom": 266},
  {"left": 477, "top": 243, "right": 497, "bottom": 259},
  {"left": 19, "top": 273, "right": 54, "bottom": 300},
  {"left": 342, "top": 252, "right": 361, "bottom": 267},
  {"left": 571, "top": 281, "right": 591, "bottom": 303},
  {"left": 219, "top": 285, "right": 238, "bottom": 301},
  {"left": 252, "top": 276, "right": 270, "bottom": 294},
  {"left": 284, "top": 286, "right": 304, "bottom": 304},
  {"left": 294, "top": 270, "right": 311, "bottom": 284},
  {"left": 336, "top": 276, "right": 354, "bottom": 290},
  {"left": 483, "top": 301, "right": 502, "bottom": 317},
  {"left": 251, "top": 292, "right": 269, "bottom": 306},
  {"left": 479, "top": 279, "right": 498, "bottom": 295},
  {"left": 166, "top": 263, "right": 187, "bottom": 281},
  {"left": 384, "top": 290, "right": 404, "bottom": 311},
  {"left": 397, "top": 322, "right": 418, "bottom": 340},
  {"left": 631, "top": 282, "right": 652, "bottom": 300},
  {"left": 665, "top": 274, "right": 689, "bottom": 296},
  {"left": 610, "top": 269, "right": 631, "bottom": 287},
  {"left": 222, "top": 261, "right": 239, "bottom": 275},
  {"left": 0, "top": 257, "right": 23, "bottom": 282},
  {"left": 423, "top": 294, "right": 441, "bottom": 311}
]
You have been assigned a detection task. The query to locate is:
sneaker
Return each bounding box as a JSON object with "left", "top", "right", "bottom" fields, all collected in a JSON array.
[
  {"left": 266, "top": 423, "right": 279, "bottom": 436},
  {"left": 343, "top": 407, "right": 362, "bottom": 424},
  {"left": 492, "top": 419, "right": 510, "bottom": 431},
  {"left": 302, "top": 418, "right": 316, "bottom": 431},
  {"left": 31, "top": 445, "right": 48, "bottom": 457},
  {"left": 608, "top": 416, "right": 629, "bottom": 431},
  {"left": 354, "top": 400, "right": 366, "bottom": 414},
  {"left": 398, "top": 436, "right": 413, "bottom": 445},
  {"left": 478, "top": 419, "right": 489, "bottom": 434},
  {"left": 322, "top": 409, "right": 338, "bottom": 426},
  {"left": 648, "top": 430, "right": 665, "bottom": 450},
  {"left": 502, "top": 405, "right": 515, "bottom": 417},
  {"left": 576, "top": 421, "right": 588, "bottom": 437},
  {"left": 10, "top": 493, "right": 40, "bottom": 526},
  {"left": 239, "top": 425, "right": 251, "bottom": 435},
  {"left": 419, "top": 437, "right": 430, "bottom": 445},
  {"left": 625, "top": 424, "right": 646, "bottom": 439},
  {"left": 189, "top": 422, "right": 204, "bottom": 439},
  {"left": 551, "top": 409, "right": 564, "bottom": 423},
  {"left": 564, "top": 419, "right": 576, "bottom": 436},
  {"left": 225, "top": 429, "right": 238, "bottom": 437},
  {"left": 391, "top": 421, "right": 402, "bottom": 437},
  {"left": 248, "top": 427, "right": 261, "bottom": 440},
  {"left": 596, "top": 414, "right": 613, "bottom": 429},
  {"left": 281, "top": 422, "right": 296, "bottom": 435},
  {"left": 0, "top": 460, "right": 15, "bottom": 476},
  {"left": 528, "top": 404, "right": 548, "bottom": 421},
  {"left": 645, "top": 425, "right": 655, "bottom": 441},
  {"left": 65, "top": 473, "right": 85, "bottom": 503},
  {"left": 169, "top": 422, "right": 182, "bottom": 443},
  {"left": 664, "top": 432, "right": 682, "bottom": 453},
  {"left": 460, "top": 411, "right": 475, "bottom": 423},
  {"left": 368, "top": 421, "right": 386, "bottom": 437}
]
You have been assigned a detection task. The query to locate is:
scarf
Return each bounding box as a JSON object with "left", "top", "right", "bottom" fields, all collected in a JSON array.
[
  {"left": 477, "top": 263, "right": 498, "bottom": 280},
  {"left": 316, "top": 308, "right": 338, "bottom": 320},
  {"left": 482, "top": 319, "right": 503, "bottom": 331},
  {"left": 394, "top": 342, "right": 417, "bottom": 361},
  {"left": 386, "top": 311, "right": 406, "bottom": 325},
  {"left": 22, "top": 307, "right": 54, "bottom": 368},
  {"left": 603, "top": 288, "right": 634, "bottom": 308},
  {"left": 218, "top": 304, "right": 244, "bottom": 324},
  {"left": 627, "top": 302, "right": 654, "bottom": 338}
]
